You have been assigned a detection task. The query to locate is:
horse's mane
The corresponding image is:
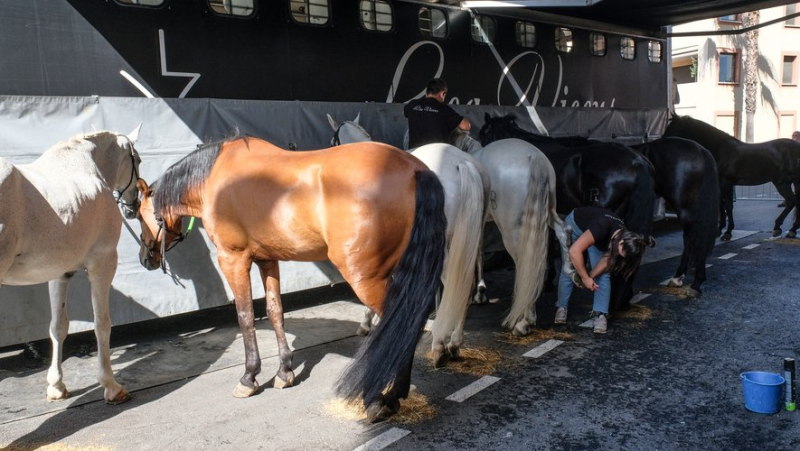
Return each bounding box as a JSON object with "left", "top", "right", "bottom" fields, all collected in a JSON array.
[
  {"left": 153, "top": 139, "right": 226, "bottom": 215},
  {"left": 55, "top": 131, "right": 117, "bottom": 153},
  {"left": 666, "top": 115, "right": 736, "bottom": 148},
  {"left": 482, "top": 114, "right": 597, "bottom": 150}
]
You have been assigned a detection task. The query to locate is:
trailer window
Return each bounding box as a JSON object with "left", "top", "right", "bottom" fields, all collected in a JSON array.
[
  {"left": 515, "top": 21, "right": 536, "bottom": 48},
  {"left": 471, "top": 15, "right": 496, "bottom": 43},
  {"left": 555, "top": 28, "right": 573, "bottom": 53},
  {"left": 590, "top": 32, "right": 606, "bottom": 56},
  {"left": 115, "top": 0, "right": 165, "bottom": 6},
  {"left": 290, "top": 0, "right": 330, "bottom": 25},
  {"left": 648, "top": 41, "right": 662, "bottom": 63},
  {"left": 620, "top": 37, "right": 635, "bottom": 60},
  {"left": 419, "top": 7, "right": 447, "bottom": 38},
  {"left": 208, "top": 0, "right": 254, "bottom": 17},
  {"left": 360, "top": 0, "right": 393, "bottom": 32}
]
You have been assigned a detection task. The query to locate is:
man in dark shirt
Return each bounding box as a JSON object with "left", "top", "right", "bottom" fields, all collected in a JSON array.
[{"left": 404, "top": 78, "right": 471, "bottom": 149}]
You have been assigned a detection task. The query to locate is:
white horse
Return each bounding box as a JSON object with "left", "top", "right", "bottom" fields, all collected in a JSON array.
[
  {"left": 328, "top": 114, "right": 489, "bottom": 366},
  {"left": 450, "top": 129, "right": 572, "bottom": 335},
  {"left": 0, "top": 128, "right": 142, "bottom": 404}
]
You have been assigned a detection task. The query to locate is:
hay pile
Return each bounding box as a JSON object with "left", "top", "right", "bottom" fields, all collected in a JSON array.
[
  {"left": 645, "top": 285, "right": 693, "bottom": 299},
  {"left": 773, "top": 237, "right": 800, "bottom": 246},
  {"left": 324, "top": 391, "right": 436, "bottom": 425},
  {"left": 494, "top": 329, "right": 575, "bottom": 346}
]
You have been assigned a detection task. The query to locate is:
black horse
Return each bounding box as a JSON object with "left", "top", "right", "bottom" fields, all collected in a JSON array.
[
  {"left": 663, "top": 114, "right": 800, "bottom": 239},
  {"left": 632, "top": 138, "right": 719, "bottom": 296},
  {"left": 479, "top": 113, "right": 656, "bottom": 310}
]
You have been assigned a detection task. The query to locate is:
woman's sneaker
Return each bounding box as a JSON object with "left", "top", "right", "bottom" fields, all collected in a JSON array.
[
  {"left": 593, "top": 314, "right": 608, "bottom": 334},
  {"left": 554, "top": 308, "right": 568, "bottom": 324}
]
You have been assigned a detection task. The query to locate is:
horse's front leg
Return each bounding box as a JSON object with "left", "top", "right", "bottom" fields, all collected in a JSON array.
[
  {"left": 357, "top": 307, "right": 377, "bottom": 336},
  {"left": 46, "top": 273, "right": 74, "bottom": 401},
  {"left": 257, "top": 260, "right": 295, "bottom": 389},
  {"left": 218, "top": 252, "right": 261, "bottom": 398},
  {"left": 720, "top": 183, "right": 735, "bottom": 241},
  {"left": 87, "top": 254, "right": 130, "bottom": 404}
]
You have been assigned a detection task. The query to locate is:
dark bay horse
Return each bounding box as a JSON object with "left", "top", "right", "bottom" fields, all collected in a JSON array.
[
  {"left": 479, "top": 114, "right": 655, "bottom": 310},
  {"left": 135, "top": 137, "right": 446, "bottom": 422},
  {"left": 663, "top": 114, "right": 800, "bottom": 239},
  {"left": 632, "top": 137, "right": 719, "bottom": 296}
]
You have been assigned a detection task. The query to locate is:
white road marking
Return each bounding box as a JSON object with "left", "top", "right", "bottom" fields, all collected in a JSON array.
[
  {"left": 523, "top": 339, "right": 563, "bottom": 358},
  {"left": 630, "top": 293, "right": 652, "bottom": 304},
  {"left": 446, "top": 376, "right": 501, "bottom": 403},
  {"left": 579, "top": 319, "right": 594, "bottom": 328},
  {"left": 659, "top": 278, "right": 674, "bottom": 286},
  {"left": 742, "top": 244, "right": 760, "bottom": 250},
  {"left": 353, "top": 428, "right": 411, "bottom": 451},
  {"left": 706, "top": 264, "right": 713, "bottom": 268},
  {"left": 718, "top": 253, "right": 737, "bottom": 260}
]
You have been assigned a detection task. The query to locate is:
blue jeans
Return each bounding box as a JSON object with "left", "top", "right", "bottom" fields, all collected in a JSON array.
[{"left": 556, "top": 212, "right": 611, "bottom": 315}]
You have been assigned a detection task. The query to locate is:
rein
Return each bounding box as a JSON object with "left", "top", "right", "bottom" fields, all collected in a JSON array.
[
  {"left": 146, "top": 216, "right": 196, "bottom": 273},
  {"left": 113, "top": 150, "right": 140, "bottom": 209}
]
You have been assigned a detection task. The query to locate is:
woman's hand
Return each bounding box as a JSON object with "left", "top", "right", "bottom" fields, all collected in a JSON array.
[{"left": 581, "top": 275, "right": 599, "bottom": 292}]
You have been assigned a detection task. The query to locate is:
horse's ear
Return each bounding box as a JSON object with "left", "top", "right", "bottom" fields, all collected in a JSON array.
[
  {"left": 136, "top": 178, "right": 150, "bottom": 197},
  {"left": 353, "top": 112, "right": 360, "bottom": 125},
  {"left": 128, "top": 123, "right": 143, "bottom": 144},
  {"left": 326, "top": 114, "right": 339, "bottom": 131}
]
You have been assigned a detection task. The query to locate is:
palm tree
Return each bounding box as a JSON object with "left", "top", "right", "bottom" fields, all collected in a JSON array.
[{"left": 743, "top": 11, "right": 760, "bottom": 143}]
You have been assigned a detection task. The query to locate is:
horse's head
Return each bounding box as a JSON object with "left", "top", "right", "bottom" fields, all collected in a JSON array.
[
  {"left": 327, "top": 113, "right": 370, "bottom": 146},
  {"left": 113, "top": 124, "right": 143, "bottom": 219},
  {"left": 135, "top": 178, "right": 183, "bottom": 272},
  {"left": 478, "top": 113, "right": 517, "bottom": 146}
]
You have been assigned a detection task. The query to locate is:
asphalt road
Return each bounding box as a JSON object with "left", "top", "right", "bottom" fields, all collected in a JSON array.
[{"left": 0, "top": 199, "right": 798, "bottom": 450}]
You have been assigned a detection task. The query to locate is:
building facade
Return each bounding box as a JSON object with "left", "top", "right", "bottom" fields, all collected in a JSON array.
[{"left": 672, "top": 4, "right": 800, "bottom": 140}]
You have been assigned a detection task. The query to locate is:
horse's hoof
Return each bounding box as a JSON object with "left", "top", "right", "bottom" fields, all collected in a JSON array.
[
  {"left": 46, "top": 385, "right": 70, "bottom": 402},
  {"left": 432, "top": 347, "right": 448, "bottom": 368},
  {"left": 446, "top": 343, "right": 461, "bottom": 360},
  {"left": 685, "top": 287, "right": 701, "bottom": 298},
  {"left": 232, "top": 380, "right": 259, "bottom": 398},
  {"left": 787, "top": 231, "right": 797, "bottom": 239},
  {"left": 356, "top": 325, "right": 371, "bottom": 336},
  {"left": 772, "top": 229, "right": 782, "bottom": 238},
  {"left": 512, "top": 321, "right": 530, "bottom": 337},
  {"left": 722, "top": 232, "right": 732, "bottom": 241},
  {"left": 667, "top": 277, "right": 684, "bottom": 288},
  {"left": 105, "top": 388, "right": 131, "bottom": 405},
  {"left": 365, "top": 400, "right": 397, "bottom": 423},
  {"left": 273, "top": 371, "right": 295, "bottom": 389}
]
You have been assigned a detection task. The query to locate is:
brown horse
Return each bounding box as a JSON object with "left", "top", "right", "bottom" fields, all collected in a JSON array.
[{"left": 135, "top": 137, "right": 446, "bottom": 421}]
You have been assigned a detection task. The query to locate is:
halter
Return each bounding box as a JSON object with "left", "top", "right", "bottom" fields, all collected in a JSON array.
[
  {"left": 144, "top": 216, "right": 196, "bottom": 273},
  {"left": 113, "top": 149, "right": 140, "bottom": 210}
]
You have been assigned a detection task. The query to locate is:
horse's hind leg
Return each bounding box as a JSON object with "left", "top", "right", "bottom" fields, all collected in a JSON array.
[
  {"left": 256, "top": 260, "right": 294, "bottom": 389},
  {"left": 774, "top": 180, "right": 799, "bottom": 237},
  {"left": 218, "top": 252, "right": 261, "bottom": 398},
  {"left": 87, "top": 253, "right": 130, "bottom": 404},
  {"left": 46, "top": 273, "right": 74, "bottom": 401},
  {"left": 721, "top": 182, "right": 735, "bottom": 240}
]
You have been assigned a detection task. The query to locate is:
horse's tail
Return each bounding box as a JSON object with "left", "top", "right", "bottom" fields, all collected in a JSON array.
[
  {"left": 336, "top": 170, "right": 446, "bottom": 411},
  {"left": 688, "top": 150, "right": 720, "bottom": 264},
  {"left": 625, "top": 156, "right": 656, "bottom": 235},
  {"left": 432, "top": 160, "right": 486, "bottom": 347},
  {"left": 502, "top": 154, "right": 551, "bottom": 330}
]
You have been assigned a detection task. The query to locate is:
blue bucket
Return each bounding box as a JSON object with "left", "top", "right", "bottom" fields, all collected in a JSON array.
[{"left": 740, "top": 371, "right": 785, "bottom": 414}]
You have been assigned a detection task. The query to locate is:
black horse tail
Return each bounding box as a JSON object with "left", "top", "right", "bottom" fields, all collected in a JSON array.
[
  {"left": 688, "top": 151, "right": 720, "bottom": 264},
  {"left": 624, "top": 156, "right": 656, "bottom": 235},
  {"left": 336, "top": 170, "right": 446, "bottom": 414}
]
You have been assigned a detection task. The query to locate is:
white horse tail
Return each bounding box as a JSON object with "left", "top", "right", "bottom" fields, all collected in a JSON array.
[
  {"left": 431, "top": 160, "right": 486, "bottom": 349},
  {"left": 502, "top": 156, "right": 551, "bottom": 333}
]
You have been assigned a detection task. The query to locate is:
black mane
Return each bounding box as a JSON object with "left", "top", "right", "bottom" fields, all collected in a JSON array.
[{"left": 153, "top": 141, "right": 224, "bottom": 215}]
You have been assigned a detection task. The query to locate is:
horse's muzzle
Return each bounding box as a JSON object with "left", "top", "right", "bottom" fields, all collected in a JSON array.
[
  {"left": 122, "top": 200, "right": 140, "bottom": 219},
  {"left": 139, "top": 253, "right": 161, "bottom": 271}
]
